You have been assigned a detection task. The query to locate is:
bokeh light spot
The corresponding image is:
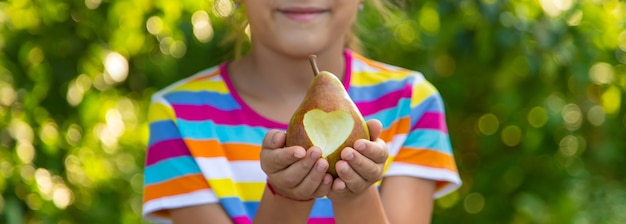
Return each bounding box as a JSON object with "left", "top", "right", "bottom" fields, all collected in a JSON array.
[
  {"left": 567, "top": 10, "right": 583, "bottom": 26},
  {"left": 501, "top": 125, "right": 522, "bottom": 147},
  {"left": 213, "top": 0, "right": 234, "bottom": 18},
  {"left": 527, "top": 107, "right": 548, "bottom": 128},
  {"left": 146, "top": 16, "right": 163, "bottom": 35},
  {"left": 65, "top": 124, "right": 83, "bottom": 146},
  {"left": 478, "top": 113, "right": 499, "bottom": 136},
  {"left": 559, "top": 135, "right": 578, "bottom": 158},
  {"left": 394, "top": 21, "right": 416, "bottom": 46},
  {"left": 589, "top": 62, "right": 614, "bottom": 85},
  {"left": 35, "top": 168, "right": 52, "bottom": 200},
  {"left": 0, "top": 82, "right": 16, "bottom": 106},
  {"left": 562, "top": 103, "right": 582, "bottom": 131},
  {"left": 104, "top": 52, "right": 128, "bottom": 83},
  {"left": 539, "top": 0, "right": 573, "bottom": 17},
  {"left": 601, "top": 85, "right": 621, "bottom": 115},
  {"left": 419, "top": 5, "right": 440, "bottom": 34},
  {"left": 40, "top": 120, "right": 59, "bottom": 146},
  {"left": 27, "top": 47, "right": 44, "bottom": 66},
  {"left": 26, "top": 193, "right": 42, "bottom": 210},
  {"left": 17, "top": 143, "right": 35, "bottom": 164},
  {"left": 464, "top": 192, "right": 485, "bottom": 214},
  {"left": 170, "top": 40, "right": 187, "bottom": 58},
  {"left": 85, "top": 0, "right": 102, "bottom": 9},
  {"left": 587, "top": 105, "right": 606, "bottom": 126},
  {"left": 192, "top": 10, "right": 214, "bottom": 43},
  {"left": 53, "top": 186, "right": 73, "bottom": 209}
]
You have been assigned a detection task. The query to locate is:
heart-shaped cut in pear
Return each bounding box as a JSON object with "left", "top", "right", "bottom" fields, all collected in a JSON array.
[{"left": 303, "top": 109, "right": 354, "bottom": 157}]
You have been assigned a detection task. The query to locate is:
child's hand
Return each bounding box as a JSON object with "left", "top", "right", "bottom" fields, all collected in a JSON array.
[
  {"left": 327, "top": 119, "right": 388, "bottom": 201},
  {"left": 260, "top": 130, "right": 333, "bottom": 201}
]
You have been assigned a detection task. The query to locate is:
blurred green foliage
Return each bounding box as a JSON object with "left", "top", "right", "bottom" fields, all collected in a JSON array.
[{"left": 0, "top": 0, "right": 624, "bottom": 223}]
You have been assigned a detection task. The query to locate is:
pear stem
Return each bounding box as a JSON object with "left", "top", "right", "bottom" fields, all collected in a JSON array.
[{"left": 309, "top": 55, "right": 320, "bottom": 77}]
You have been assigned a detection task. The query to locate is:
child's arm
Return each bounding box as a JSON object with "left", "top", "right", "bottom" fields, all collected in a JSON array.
[
  {"left": 328, "top": 119, "right": 392, "bottom": 223},
  {"left": 170, "top": 204, "right": 233, "bottom": 224},
  {"left": 254, "top": 130, "right": 333, "bottom": 223},
  {"left": 381, "top": 176, "right": 436, "bottom": 224}
]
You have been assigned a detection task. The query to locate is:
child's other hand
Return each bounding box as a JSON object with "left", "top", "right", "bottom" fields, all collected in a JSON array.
[
  {"left": 260, "top": 130, "right": 333, "bottom": 201},
  {"left": 327, "top": 119, "right": 388, "bottom": 201}
]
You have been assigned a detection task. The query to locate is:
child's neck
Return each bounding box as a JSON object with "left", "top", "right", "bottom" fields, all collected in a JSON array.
[
  {"left": 227, "top": 46, "right": 347, "bottom": 124},
  {"left": 235, "top": 47, "right": 346, "bottom": 99}
]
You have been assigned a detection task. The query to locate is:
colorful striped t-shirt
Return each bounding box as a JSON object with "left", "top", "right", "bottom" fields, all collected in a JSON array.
[{"left": 142, "top": 50, "right": 462, "bottom": 223}]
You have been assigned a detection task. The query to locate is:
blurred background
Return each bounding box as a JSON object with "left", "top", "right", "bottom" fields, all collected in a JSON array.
[{"left": 0, "top": 0, "right": 625, "bottom": 223}]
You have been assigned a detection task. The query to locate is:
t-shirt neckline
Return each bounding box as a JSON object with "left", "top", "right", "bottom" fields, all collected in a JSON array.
[{"left": 220, "top": 50, "right": 354, "bottom": 129}]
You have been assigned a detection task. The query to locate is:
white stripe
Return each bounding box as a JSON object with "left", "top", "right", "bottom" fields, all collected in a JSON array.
[
  {"left": 230, "top": 161, "right": 267, "bottom": 182},
  {"left": 196, "top": 158, "right": 267, "bottom": 182},
  {"left": 386, "top": 134, "right": 407, "bottom": 156},
  {"left": 352, "top": 57, "right": 409, "bottom": 73},
  {"left": 151, "top": 66, "right": 219, "bottom": 102},
  {"left": 384, "top": 163, "right": 462, "bottom": 198},
  {"left": 195, "top": 157, "right": 233, "bottom": 179},
  {"left": 143, "top": 189, "right": 218, "bottom": 223}
]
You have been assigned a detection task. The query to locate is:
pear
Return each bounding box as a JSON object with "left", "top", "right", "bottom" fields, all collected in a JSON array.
[{"left": 286, "top": 55, "right": 370, "bottom": 178}]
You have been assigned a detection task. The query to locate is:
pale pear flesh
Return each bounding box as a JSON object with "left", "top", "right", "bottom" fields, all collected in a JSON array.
[{"left": 303, "top": 109, "right": 354, "bottom": 158}]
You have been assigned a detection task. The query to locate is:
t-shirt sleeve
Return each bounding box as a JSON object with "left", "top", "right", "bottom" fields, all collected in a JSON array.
[
  {"left": 142, "top": 95, "right": 218, "bottom": 223},
  {"left": 384, "top": 77, "right": 462, "bottom": 198}
]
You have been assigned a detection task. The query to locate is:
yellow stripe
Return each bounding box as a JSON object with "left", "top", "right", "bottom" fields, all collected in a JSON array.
[
  {"left": 351, "top": 71, "right": 413, "bottom": 86},
  {"left": 237, "top": 182, "right": 266, "bottom": 201},
  {"left": 172, "top": 80, "right": 229, "bottom": 93},
  {"left": 148, "top": 102, "right": 176, "bottom": 122},
  {"left": 209, "top": 179, "right": 265, "bottom": 201},
  {"left": 411, "top": 81, "right": 437, "bottom": 107}
]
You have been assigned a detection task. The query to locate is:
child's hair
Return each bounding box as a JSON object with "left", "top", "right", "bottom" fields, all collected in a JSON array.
[{"left": 219, "top": 0, "right": 401, "bottom": 59}]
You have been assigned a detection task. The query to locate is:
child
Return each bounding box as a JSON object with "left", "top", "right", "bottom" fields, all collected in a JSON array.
[{"left": 142, "top": 0, "right": 462, "bottom": 223}]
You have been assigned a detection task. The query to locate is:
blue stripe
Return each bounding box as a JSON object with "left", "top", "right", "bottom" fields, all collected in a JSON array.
[
  {"left": 144, "top": 156, "right": 201, "bottom": 185},
  {"left": 310, "top": 198, "right": 334, "bottom": 217},
  {"left": 409, "top": 95, "right": 444, "bottom": 126},
  {"left": 403, "top": 130, "right": 452, "bottom": 154},
  {"left": 364, "top": 98, "right": 411, "bottom": 129},
  {"left": 164, "top": 91, "right": 241, "bottom": 111},
  {"left": 243, "top": 201, "right": 259, "bottom": 220},
  {"left": 349, "top": 79, "right": 409, "bottom": 102},
  {"left": 220, "top": 197, "right": 250, "bottom": 218},
  {"left": 177, "top": 120, "right": 268, "bottom": 144},
  {"left": 223, "top": 198, "right": 335, "bottom": 220},
  {"left": 148, "top": 120, "right": 181, "bottom": 147}
]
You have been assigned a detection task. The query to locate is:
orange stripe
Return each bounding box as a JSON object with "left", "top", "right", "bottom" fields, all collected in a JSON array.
[
  {"left": 352, "top": 53, "right": 393, "bottom": 72},
  {"left": 189, "top": 69, "right": 220, "bottom": 82},
  {"left": 395, "top": 148, "right": 458, "bottom": 172},
  {"left": 223, "top": 143, "right": 261, "bottom": 160},
  {"left": 143, "top": 174, "right": 210, "bottom": 203},
  {"left": 185, "top": 139, "right": 225, "bottom": 157},
  {"left": 379, "top": 117, "right": 411, "bottom": 142},
  {"left": 185, "top": 139, "right": 261, "bottom": 161}
]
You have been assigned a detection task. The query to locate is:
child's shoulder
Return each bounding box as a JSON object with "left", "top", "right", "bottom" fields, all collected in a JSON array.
[{"left": 349, "top": 51, "right": 428, "bottom": 85}]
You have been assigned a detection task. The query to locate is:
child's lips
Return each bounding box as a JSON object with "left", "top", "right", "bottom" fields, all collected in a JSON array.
[{"left": 279, "top": 8, "right": 328, "bottom": 22}]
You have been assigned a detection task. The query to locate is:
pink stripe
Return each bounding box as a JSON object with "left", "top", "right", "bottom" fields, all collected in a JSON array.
[
  {"left": 232, "top": 216, "right": 252, "bottom": 224},
  {"left": 146, "top": 139, "right": 190, "bottom": 166},
  {"left": 413, "top": 112, "right": 448, "bottom": 133},
  {"left": 218, "top": 63, "right": 289, "bottom": 129},
  {"left": 355, "top": 85, "right": 412, "bottom": 116},
  {"left": 172, "top": 104, "right": 280, "bottom": 127},
  {"left": 343, "top": 49, "right": 353, "bottom": 92},
  {"left": 308, "top": 218, "right": 336, "bottom": 224}
]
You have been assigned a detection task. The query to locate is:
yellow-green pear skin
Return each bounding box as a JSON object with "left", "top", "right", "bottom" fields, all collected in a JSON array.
[{"left": 286, "top": 64, "right": 370, "bottom": 178}]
